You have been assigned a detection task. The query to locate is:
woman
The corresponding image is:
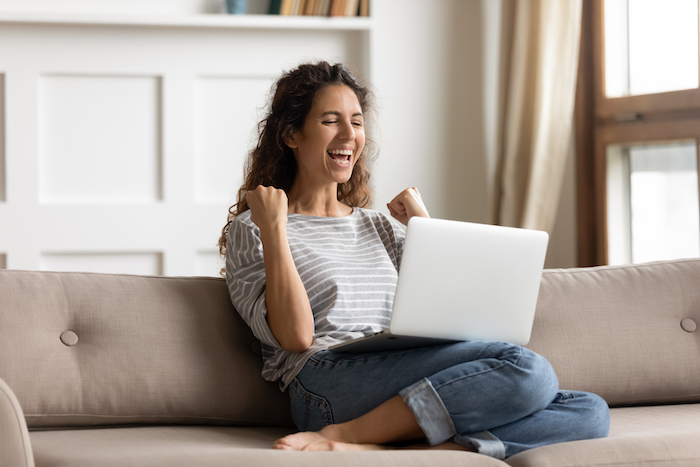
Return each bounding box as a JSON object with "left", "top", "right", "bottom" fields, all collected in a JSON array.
[{"left": 219, "top": 61, "right": 609, "bottom": 458}]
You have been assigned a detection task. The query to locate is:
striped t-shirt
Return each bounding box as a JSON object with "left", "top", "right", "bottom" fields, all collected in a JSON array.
[{"left": 225, "top": 207, "right": 406, "bottom": 390}]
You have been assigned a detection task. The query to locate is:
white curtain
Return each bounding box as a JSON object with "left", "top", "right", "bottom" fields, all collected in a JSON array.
[{"left": 494, "top": 0, "right": 582, "bottom": 232}]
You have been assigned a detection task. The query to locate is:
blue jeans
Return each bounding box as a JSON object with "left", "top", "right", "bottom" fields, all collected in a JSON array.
[{"left": 288, "top": 341, "right": 610, "bottom": 459}]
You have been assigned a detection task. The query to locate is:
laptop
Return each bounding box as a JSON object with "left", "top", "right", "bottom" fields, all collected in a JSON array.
[{"left": 329, "top": 216, "right": 549, "bottom": 353}]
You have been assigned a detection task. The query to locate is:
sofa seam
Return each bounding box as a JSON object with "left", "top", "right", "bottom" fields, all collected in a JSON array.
[
  {"left": 5, "top": 258, "right": 699, "bottom": 280},
  {"left": 608, "top": 394, "right": 700, "bottom": 407},
  {"left": 24, "top": 412, "right": 278, "bottom": 423},
  {"left": 0, "top": 269, "right": 225, "bottom": 282},
  {"left": 542, "top": 257, "right": 700, "bottom": 276},
  {"left": 523, "top": 458, "right": 700, "bottom": 467},
  {"left": 57, "top": 274, "right": 87, "bottom": 414}
]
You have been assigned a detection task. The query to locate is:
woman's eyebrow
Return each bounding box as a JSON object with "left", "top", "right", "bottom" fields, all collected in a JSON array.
[{"left": 320, "top": 111, "right": 363, "bottom": 117}]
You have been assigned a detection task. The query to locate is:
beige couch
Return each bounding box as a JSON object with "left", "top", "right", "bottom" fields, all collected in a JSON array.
[{"left": 2, "top": 257, "right": 700, "bottom": 467}]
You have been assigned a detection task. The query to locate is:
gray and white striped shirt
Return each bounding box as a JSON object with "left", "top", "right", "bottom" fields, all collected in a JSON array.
[{"left": 225, "top": 208, "right": 406, "bottom": 390}]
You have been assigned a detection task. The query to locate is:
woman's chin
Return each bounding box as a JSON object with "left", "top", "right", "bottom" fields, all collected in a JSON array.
[
  {"left": 327, "top": 167, "right": 354, "bottom": 185},
  {"left": 335, "top": 174, "right": 353, "bottom": 185}
]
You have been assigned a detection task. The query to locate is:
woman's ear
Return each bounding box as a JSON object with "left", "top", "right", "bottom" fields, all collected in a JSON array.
[{"left": 283, "top": 128, "right": 300, "bottom": 149}]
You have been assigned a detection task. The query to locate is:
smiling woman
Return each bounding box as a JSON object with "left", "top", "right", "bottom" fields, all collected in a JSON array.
[
  {"left": 216, "top": 61, "right": 375, "bottom": 230},
  {"left": 218, "top": 61, "right": 609, "bottom": 458},
  {"left": 283, "top": 84, "right": 366, "bottom": 214}
]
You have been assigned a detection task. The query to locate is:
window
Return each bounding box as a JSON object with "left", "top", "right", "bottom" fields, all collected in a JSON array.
[{"left": 576, "top": 0, "right": 700, "bottom": 266}]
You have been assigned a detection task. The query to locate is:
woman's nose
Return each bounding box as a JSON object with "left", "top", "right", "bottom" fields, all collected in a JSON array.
[{"left": 338, "top": 121, "right": 355, "bottom": 140}]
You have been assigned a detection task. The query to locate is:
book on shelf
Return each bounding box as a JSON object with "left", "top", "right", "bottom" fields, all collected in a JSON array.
[
  {"left": 280, "top": 0, "right": 294, "bottom": 15},
  {"left": 268, "top": 0, "right": 368, "bottom": 16},
  {"left": 268, "top": 0, "right": 282, "bottom": 14},
  {"left": 330, "top": 0, "right": 344, "bottom": 16},
  {"left": 304, "top": 0, "right": 316, "bottom": 15},
  {"left": 345, "top": 0, "right": 361, "bottom": 16},
  {"left": 359, "top": 0, "right": 369, "bottom": 16}
]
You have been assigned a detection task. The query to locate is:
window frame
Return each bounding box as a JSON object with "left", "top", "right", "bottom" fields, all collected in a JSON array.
[{"left": 576, "top": 0, "right": 700, "bottom": 266}]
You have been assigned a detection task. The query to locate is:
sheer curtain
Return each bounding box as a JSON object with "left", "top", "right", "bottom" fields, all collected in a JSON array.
[{"left": 494, "top": 0, "right": 582, "bottom": 232}]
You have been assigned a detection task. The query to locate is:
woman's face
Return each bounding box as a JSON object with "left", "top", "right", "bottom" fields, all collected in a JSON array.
[{"left": 286, "top": 84, "right": 365, "bottom": 188}]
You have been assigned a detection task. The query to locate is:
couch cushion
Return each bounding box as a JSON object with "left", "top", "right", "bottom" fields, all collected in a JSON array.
[
  {"left": 527, "top": 258, "right": 700, "bottom": 406},
  {"left": 505, "top": 404, "right": 700, "bottom": 467},
  {"left": 29, "top": 426, "right": 507, "bottom": 467},
  {"left": 0, "top": 270, "right": 293, "bottom": 428}
]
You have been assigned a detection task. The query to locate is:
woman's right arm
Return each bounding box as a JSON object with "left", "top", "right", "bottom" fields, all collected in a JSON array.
[{"left": 246, "top": 186, "right": 314, "bottom": 353}]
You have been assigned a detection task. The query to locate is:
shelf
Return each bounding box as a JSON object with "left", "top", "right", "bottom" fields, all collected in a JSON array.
[{"left": 0, "top": 12, "right": 372, "bottom": 31}]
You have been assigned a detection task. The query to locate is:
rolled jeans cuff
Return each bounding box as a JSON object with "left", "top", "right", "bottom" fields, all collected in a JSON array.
[
  {"left": 454, "top": 431, "right": 506, "bottom": 460},
  {"left": 399, "top": 378, "right": 456, "bottom": 446}
]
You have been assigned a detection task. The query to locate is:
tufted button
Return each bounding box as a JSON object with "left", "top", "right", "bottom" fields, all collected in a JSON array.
[
  {"left": 680, "top": 318, "right": 697, "bottom": 333},
  {"left": 60, "top": 331, "right": 79, "bottom": 346}
]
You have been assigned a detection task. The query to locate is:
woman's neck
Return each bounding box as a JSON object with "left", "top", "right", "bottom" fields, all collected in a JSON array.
[{"left": 287, "top": 184, "right": 351, "bottom": 217}]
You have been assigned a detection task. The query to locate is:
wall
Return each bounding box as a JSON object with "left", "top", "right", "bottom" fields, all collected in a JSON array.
[
  {"left": 371, "top": 0, "right": 577, "bottom": 268},
  {"left": 371, "top": 0, "right": 491, "bottom": 224},
  {"left": 0, "top": 4, "right": 368, "bottom": 276},
  {"left": 0, "top": 0, "right": 578, "bottom": 270}
]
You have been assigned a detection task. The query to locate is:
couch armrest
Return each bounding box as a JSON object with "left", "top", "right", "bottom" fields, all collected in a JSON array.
[{"left": 0, "top": 377, "right": 35, "bottom": 467}]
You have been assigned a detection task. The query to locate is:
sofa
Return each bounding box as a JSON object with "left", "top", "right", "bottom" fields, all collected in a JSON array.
[{"left": 1, "top": 257, "right": 700, "bottom": 467}]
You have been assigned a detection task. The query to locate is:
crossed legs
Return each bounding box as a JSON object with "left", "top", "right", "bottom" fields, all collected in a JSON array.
[{"left": 275, "top": 342, "right": 609, "bottom": 457}]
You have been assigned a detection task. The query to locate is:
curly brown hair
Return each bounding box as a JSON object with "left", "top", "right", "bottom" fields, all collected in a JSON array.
[{"left": 218, "top": 61, "right": 376, "bottom": 264}]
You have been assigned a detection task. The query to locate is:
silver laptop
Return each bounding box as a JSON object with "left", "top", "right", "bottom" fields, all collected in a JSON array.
[{"left": 330, "top": 217, "right": 549, "bottom": 353}]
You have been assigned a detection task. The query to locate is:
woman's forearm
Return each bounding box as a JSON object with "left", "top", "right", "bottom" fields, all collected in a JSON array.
[{"left": 260, "top": 224, "right": 315, "bottom": 353}]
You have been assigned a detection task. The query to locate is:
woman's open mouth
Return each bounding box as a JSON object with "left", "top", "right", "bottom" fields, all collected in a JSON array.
[{"left": 327, "top": 149, "right": 353, "bottom": 167}]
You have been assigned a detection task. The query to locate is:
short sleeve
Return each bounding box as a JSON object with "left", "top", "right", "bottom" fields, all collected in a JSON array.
[
  {"left": 225, "top": 212, "right": 282, "bottom": 349},
  {"left": 374, "top": 211, "right": 406, "bottom": 271}
]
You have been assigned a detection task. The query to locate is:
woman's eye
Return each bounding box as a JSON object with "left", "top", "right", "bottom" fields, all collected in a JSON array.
[
  {"left": 352, "top": 121, "right": 363, "bottom": 127},
  {"left": 323, "top": 120, "right": 337, "bottom": 125}
]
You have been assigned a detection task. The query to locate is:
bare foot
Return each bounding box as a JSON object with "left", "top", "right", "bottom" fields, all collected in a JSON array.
[
  {"left": 272, "top": 429, "right": 473, "bottom": 452},
  {"left": 272, "top": 426, "right": 389, "bottom": 451},
  {"left": 272, "top": 431, "right": 328, "bottom": 450},
  {"left": 302, "top": 440, "right": 388, "bottom": 451}
]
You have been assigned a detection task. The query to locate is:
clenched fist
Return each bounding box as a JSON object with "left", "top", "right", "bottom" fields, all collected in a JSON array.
[
  {"left": 246, "top": 185, "right": 289, "bottom": 233},
  {"left": 387, "top": 187, "right": 430, "bottom": 225}
]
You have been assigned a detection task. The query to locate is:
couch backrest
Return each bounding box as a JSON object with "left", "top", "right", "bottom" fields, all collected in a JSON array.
[
  {"left": 3, "top": 258, "right": 699, "bottom": 428},
  {"left": 527, "top": 258, "right": 700, "bottom": 407},
  {"left": 0, "top": 270, "right": 293, "bottom": 429}
]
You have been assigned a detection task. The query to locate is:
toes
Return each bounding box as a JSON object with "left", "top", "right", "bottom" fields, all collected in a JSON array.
[{"left": 272, "top": 444, "right": 292, "bottom": 450}]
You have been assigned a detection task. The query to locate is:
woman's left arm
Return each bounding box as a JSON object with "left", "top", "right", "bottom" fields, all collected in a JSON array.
[{"left": 387, "top": 187, "right": 430, "bottom": 226}]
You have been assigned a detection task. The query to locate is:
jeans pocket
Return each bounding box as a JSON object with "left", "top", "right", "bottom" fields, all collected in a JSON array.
[{"left": 288, "top": 378, "right": 334, "bottom": 431}]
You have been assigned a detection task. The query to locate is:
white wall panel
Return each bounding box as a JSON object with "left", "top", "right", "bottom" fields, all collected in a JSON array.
[
  {"left": 38, "top": 74, "right": 162, "bottom": 204},
  {"left": 40, "top": 252, "right": 163, "bottom": 275},
  {"left": 0, "top": 16, "right": 370, "bottom": 274},
  {"left": 194, "top": 76, "right": 273, "bottom": 203},
  {"left": 0, "top": 73, "right": 5, "bottom": 202},
  {"left": 195, "top": 250, "right": 223, "bottom": 277}
]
